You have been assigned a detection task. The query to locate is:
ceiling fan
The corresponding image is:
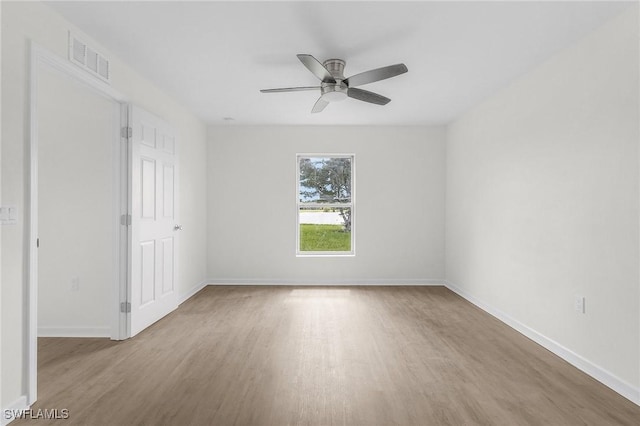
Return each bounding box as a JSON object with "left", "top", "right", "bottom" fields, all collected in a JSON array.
[{"left": 260, "top": 54, "right": 408, "bottom": 113}]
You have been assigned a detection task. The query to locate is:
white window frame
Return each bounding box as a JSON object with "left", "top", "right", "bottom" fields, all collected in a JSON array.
[{"left": 296, "top": 153, "right": 355, "bottom": 257}]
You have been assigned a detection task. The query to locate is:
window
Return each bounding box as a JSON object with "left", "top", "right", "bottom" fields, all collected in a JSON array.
[{"left": 297, "top": 154, "right": 354, "bottom": 256}]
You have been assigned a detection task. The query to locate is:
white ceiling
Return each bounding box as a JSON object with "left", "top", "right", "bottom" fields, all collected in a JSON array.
[{"left": 47, "top": 1, "right": 631, "bottom": 126}]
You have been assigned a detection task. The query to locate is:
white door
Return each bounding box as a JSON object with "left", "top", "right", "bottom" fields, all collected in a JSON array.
[{"left": 129, "top": 105, "right": 179, "bottom": 337}]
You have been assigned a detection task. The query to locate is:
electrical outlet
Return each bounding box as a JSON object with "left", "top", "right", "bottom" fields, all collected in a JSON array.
[
  {"left": 574, "top": 295, "right": 585, "bottom": 314},
  {"left": 71, "top": 277, "right": 80, "bottom": 292}
]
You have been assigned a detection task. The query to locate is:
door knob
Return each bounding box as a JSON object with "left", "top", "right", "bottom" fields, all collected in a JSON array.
[{"left": 174, "top": 224, "right": 183, "bottom": 231}]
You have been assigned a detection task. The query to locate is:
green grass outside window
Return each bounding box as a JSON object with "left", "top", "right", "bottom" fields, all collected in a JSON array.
[{"left": 299, "top": 224, "right": 351, "bottom": 252}]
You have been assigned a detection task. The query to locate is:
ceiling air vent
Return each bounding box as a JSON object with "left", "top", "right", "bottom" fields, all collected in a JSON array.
[{"left": 68, "top": 32, "right": 110, "bottom": 83}]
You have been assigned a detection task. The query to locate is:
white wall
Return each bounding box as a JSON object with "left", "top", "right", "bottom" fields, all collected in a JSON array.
[
  {"left": 446, "top": 4, "right": 639, "bottom": 399},
  {"left": 1, "top": 1, "right": 208, "bottom": 410},
  {"left": 207, "top": 126, "right": 446, "bottom": 284},
  {"left": 37, "top": 67, "right": 119, "bottom": 337}
]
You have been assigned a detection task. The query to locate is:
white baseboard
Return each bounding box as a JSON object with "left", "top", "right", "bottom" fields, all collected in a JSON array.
[
  {"left": 178, "top": 280, "right": 209, "bottom": 305},
  {"left": 2, "top": 395, "right": 28, "bottom": 426},
  {"left": 206, "top": 278, "right": 445, "bottom": 286},
  {"left": 444, "top": 281, "right": 640, "bottom": 406},
  {"left": 37, "top": 327, "right": 110, "bottom": 338}
]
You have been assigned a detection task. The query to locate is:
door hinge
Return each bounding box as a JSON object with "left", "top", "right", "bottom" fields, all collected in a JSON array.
[
  {"left": 120, "top": 214, "right": 132, "bottom": 226},
  {"left": 120, "top": 302, "right": 131, "bottom": 313},
  {"left": 37, "top": 238, "right": 40, "bottom": 248},
  {"left": 121, "top": 126, "right": 132, "bottom": 139}
]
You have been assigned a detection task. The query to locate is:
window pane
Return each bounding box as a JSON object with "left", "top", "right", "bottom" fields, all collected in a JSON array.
[
  {"left": 299, "top": 207, "right": 351, "bottom": 252},
  {"left": 299, "top": 157, "right": 351, "bottom": 204}
]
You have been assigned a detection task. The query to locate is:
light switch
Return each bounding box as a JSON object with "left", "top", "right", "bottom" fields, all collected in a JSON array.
[{"left": 1, "top": 205, "right": 17, "bottom": 225}]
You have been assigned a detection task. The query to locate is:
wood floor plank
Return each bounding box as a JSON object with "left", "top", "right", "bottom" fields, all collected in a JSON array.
[{"left": 16, "top": 286, "right": 640, "bottom": 425}]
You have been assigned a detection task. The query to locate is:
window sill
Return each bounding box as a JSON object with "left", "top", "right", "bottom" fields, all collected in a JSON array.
[{"left": 296, "top": 252, "right": 355, "bottom": 258}]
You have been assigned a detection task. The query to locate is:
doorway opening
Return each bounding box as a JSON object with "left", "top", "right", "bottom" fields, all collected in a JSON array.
[
  {"left": 36, "top": 62, "right": 122, "bottom": 339},
  {"left": 28, "top": 43, "right": 180, "bottom": 406}
]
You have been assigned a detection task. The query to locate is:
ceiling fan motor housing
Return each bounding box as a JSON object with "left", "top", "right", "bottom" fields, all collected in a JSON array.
[{"left": 321, "top": 59, "right": 348, "bottom": 101}]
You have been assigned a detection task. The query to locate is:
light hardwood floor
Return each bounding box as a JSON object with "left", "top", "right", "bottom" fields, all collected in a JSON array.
[{"left": 19, "top": 286, "right": 640, "bottom": 425}]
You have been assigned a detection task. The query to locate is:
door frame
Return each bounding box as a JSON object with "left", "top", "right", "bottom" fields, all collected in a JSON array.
[{"left": 27, "top": 42, "right": 129, "bottom": 404}]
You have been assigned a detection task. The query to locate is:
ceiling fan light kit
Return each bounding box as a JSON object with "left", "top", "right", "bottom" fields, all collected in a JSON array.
[{"left": 260, "top": 54, "right": 408, "bottom": 113}]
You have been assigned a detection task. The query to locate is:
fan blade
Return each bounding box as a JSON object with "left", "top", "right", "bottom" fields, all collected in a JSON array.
[
  {"left": 345, "top": 64, "right": 408, "bottom": 87},
  {"left": 297, "top": 54, "right": 336, "bottom": 83},
  {"left": 260, "top": 86, "right": 320, "bottom": 93},
  {"left": 347, "top": 88, "right": 391, "bottom": 105},
  {"left": 311, "top": 96, "right": 330, "bottom": 113}
]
